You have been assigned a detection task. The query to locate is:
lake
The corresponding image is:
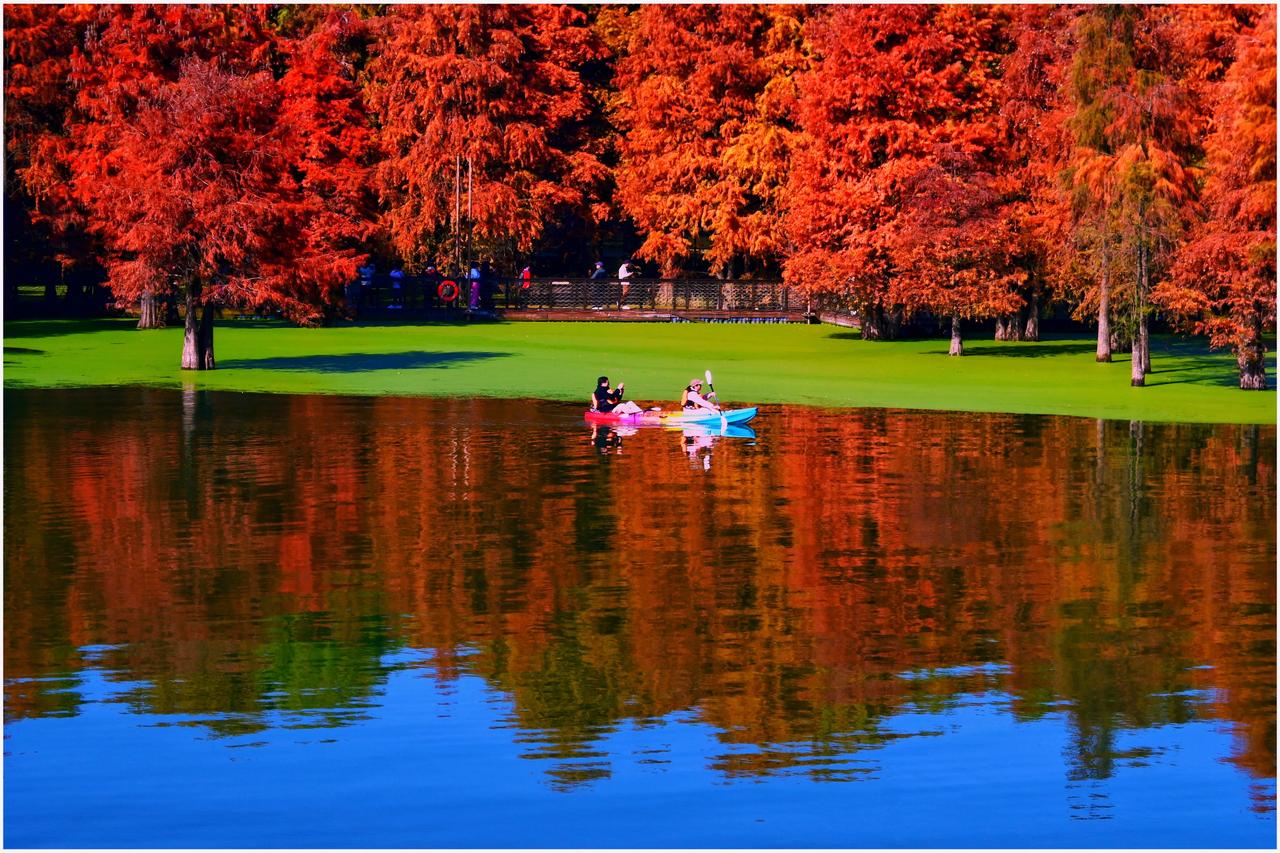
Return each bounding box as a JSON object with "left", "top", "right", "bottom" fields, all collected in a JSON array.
[{"left": 4, "top": 388, "right": 1275, "bottom": 847}]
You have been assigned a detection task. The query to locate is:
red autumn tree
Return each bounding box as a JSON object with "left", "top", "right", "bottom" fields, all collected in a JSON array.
[
  {"left": 69, "top": 36, "right": 370, "bottom": 369},
  {"left": 366, "top": 4, "right": 607, "bottom": 270},
  {"left": 994, "top": 4, "right": 1078, "bottom": 342},
  {"left": 274, "top": 8, "right": 378, "bottom": 312},
  {"left": 4, "top": 4, "right": 101, "bottom": 308},
  {"left": 31, "top": 4, "right": 276, "bottom": 327},
  {"left": 887, "top": 7, "right": 1023, "bottom": 355},
  {"left": 45, "top": 5, "right": 370, "bottom": 365},
  {"left": 611, "top": 4, "right": 807, "bottom": 277},
  {"left": 1155, "top": 8, "right": 1276, "bottom": 390},
  {"left": 892, "top": 153, "right": 1023, "bottom": 356},
  {"left": 785, "top": 5, "right": 1017, "bottom": 345}
]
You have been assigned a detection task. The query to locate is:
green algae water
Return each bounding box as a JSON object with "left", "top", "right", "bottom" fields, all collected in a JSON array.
[
  {"left": 4, "top": 319, "right": 1275, "bottom": 424},
  {"left": 4, "top": 388, "right": 1275, "bottom": 847}
]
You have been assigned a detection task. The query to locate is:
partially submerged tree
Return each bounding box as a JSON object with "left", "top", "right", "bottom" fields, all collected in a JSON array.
[
  {"left": 17, "top": 4, "right": 274, "bottom": 328},
  {"left": 1066, "top": 6, "right": 1201, "bottom": 383},
  {"left": 71, "top": 58, "right": 368, "bottom": 369},
  {"left": 1065, "top": 6, "right": 1135, "bottom": 364},
  {"left": 1156, "top": 8, "right": 1276, "bottom": 390}
]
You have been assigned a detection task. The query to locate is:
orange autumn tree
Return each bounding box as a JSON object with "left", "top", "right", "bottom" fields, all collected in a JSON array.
[
  {"left": 785, "top": 5, "right": 1017, "bottom": 343},
  {"left": 1064, "top": 4, "right": 1133, "bottom": 363},
  {"left": 611, "top": 4, "right": 807, "bottom": 277},
  {"left": 65, "top": 5, "right": 371, "bottom": 368},
  {"left": 3, "top": 4, "right": 104, "bottom": 313},
  {"left": 1065, "top": 6, "right": 1202, "bottom": 384},
  {"left": 892, "top": 154, "right": 1023, "bottom": 357},
  {"left": 275, "top": 8, "right": 378, "bottom": 310},
  {"left": 995, "top": 5, "right": 1079, "bottom": 342},
  {"left": 366, "top": 4, "right": 607, "bottom": 270},
  {"left": 61, "top": 5, "right": 278, "bottom": 328},
  {"left": 1156, "top": 8, "right": 1276, "bottom": 390},
  {"left": 888, "top": 7, "right": 1023, "bottom": 356}
]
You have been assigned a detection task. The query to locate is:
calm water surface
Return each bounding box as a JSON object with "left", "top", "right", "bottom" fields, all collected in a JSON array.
[{"left": 4, "top": 388, "right": 1275, "bottom": 848}]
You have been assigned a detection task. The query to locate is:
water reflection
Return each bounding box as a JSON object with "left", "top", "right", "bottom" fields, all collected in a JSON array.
[
  {"left": 4, "top": 389, "right": 1275, "bottom": 815},
  {"left": 589, "top": 421, "right": 754, "bottom": 466}
]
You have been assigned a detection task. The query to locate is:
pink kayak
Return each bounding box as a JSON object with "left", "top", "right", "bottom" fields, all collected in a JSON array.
[{"left": 584, "top": 407, "right": 758, "bottom": 427}]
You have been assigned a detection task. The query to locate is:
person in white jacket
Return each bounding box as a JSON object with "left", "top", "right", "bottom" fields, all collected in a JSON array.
[{"left": 680, "top": 379, "right": 719, "bottom": 413}]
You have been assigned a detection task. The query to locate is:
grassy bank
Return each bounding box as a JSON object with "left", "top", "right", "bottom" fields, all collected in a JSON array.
[{"left": 3, "top": 318, "right": 1275, "bottom": 424}]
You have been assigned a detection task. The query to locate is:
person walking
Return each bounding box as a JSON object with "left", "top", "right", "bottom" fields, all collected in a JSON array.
[
  {"left": 618, "top": 259, "right": 636, "bottom": 307},
  {"left": 519, "top": 265, "right": 532, "bottom": 308},
  {"left": 479, "top": 259, "right": 494, "bottom": 310},
  {"left": 468, "top": 263, "right": 481, "bottom": 311},
  {"left": 422, "top": 265, "right": 441, "bottom": 308}
]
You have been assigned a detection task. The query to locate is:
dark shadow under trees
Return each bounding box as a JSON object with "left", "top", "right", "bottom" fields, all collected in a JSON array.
[{"left": 216, "top": 350, "right": 510, "bottom": 373}]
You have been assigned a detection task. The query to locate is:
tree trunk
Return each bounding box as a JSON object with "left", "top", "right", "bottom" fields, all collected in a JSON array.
[
  {"left": 861, "top": 304, "right": 888, "bottom": 340},
  {"left": 1007, "top": 310, "right": 1024, "bottom": 342},
  {"left": 1096, "top": 265, "right": 1112, "bottom": 362},
  {"left": 137, "top": 291, "right": 164, "bottom": 329},
  {"left": 949, "top": 315, "right": 963, "bottom": 356},
  {"left": 1140, "top": 243, "right": 1152, "bottom": 374},
  {"left": 1024, "top": 286, "right": 1040, "bottom": 341},
  {"left": 1131, "top": 243, "right": 1150, "bottom": 385},
  {"left": 65, "top": 276, "right": 84, "bottom": 315},
  {"left": 1130, "top": 322, "right": 1145, "bottom": 386},
  {"left": 165, "top": 293, "right": 181, "bottom": 326},
  {"left": 886, "top": 306, "right": 902, "bottom": 340},
  {"left": 862, "top": 304, "right": 903, "bottom": 340},
  {"left": 655, "top": 280, "right": 672, "bottom": 311},
  {"left": 1139, "top": 316, "right": 1151, "bottom": 374},
  {"left": 181, "top": 287, "right": 201, "bottom": 370},
  {"left": 860, "top": 307, "right": 878, "bottom": 339},
  {"left": 994, "top": 316, "right": 1007, "bottom": 341},
  {"left": 1239, "top": 314, "right": 1268, "bottom": 390},
  {"left": 180, "top": 281, "right": 215, "bottom": 371},
  {"left": 198, "top": 303, "right": 216, "bottom": 370},
  {"left": 1130, "top": 319, "right": 1146, "bottom": 386}
]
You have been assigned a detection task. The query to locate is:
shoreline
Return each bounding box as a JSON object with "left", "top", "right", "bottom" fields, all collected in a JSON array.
[{"left": 8, "top": 385, "right": 1277, "bottom": 432}]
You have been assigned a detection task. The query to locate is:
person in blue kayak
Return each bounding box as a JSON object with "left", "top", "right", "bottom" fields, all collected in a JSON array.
[
  {"left": 680, "top": 378, "right": 720, "bottom": 413},
  {"left": 592, "top": 376, "right": 644, "bottom": 415}
]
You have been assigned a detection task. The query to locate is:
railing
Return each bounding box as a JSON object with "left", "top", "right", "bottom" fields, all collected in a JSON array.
[
  {"left": 355, "top": 276, "right": 799, "bottom": 313},
  {"left": 510, "top": 277, "right": 796, "bottom": 312}
]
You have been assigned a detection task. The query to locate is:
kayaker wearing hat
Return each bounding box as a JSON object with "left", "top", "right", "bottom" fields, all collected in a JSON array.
[
  {"left": 591, "top": 376, "right": 644, "bottom": 415},
  {"left": 680, "top": 378, "right": 719, "bottom": 413}
]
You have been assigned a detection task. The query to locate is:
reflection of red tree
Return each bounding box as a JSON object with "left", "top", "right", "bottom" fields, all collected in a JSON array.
[{"left": 4, "top": 392, "right": 1274, "bottom": 790}]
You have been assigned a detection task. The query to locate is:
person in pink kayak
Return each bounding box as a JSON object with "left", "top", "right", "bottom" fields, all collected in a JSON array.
[
  {"left": 680, "top": 378, "right": 720, "bottom": 413},
  {"left": 591, "top": 376, "right": 644, "bottom": 415}
]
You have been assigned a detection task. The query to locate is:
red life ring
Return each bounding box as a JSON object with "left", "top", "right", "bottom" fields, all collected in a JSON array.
[{"left": 437, "top": 280, "right": 459, "bottom": 302}]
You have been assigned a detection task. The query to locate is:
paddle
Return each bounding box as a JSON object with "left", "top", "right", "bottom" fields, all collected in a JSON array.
[{"left": 705, "top": 369, "right": 728, "bottom": 431}]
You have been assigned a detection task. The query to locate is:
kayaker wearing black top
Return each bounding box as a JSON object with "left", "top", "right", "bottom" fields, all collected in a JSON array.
[
  {"left": 592, "top": 376, "right": 644, "bottom": 415},
  {"left": 681, "top": 378, "right": 719, "bottom": 413}
]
